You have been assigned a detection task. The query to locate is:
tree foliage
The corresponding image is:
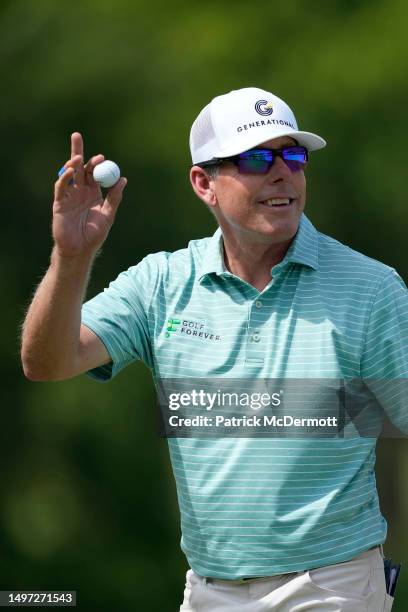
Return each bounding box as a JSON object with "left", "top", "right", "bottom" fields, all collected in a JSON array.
[{"left": 3, "top": 1, "right": 408, "bottom": 609}]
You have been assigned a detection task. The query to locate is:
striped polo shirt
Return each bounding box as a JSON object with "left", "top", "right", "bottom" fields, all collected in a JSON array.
[{"left": 81, "top": 214, "right": 408, "bottom": 579}]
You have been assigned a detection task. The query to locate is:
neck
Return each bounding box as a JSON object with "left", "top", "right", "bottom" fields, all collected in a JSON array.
[{"left": 221, "top": 231, "right": 293, "bottom": 292}]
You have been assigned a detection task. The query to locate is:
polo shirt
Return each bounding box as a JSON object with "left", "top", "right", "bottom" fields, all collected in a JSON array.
[{"left": 81, "top": 214, "right": 408, "bottom": 579}]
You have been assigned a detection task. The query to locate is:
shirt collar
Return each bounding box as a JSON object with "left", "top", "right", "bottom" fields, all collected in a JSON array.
[
  {"left": 198, "top": 227, "right": 226, "bottom": 281},
  {"left": 198, "top": 213, "right": 319, "bottom": 282},
  {"left": 281, "top": 213, "right": 319, "bottom": 271}
]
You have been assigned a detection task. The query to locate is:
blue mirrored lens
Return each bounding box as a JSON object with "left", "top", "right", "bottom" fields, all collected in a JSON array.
[
  {"left": 282, "top": 147, "right": 308, "bottom": 163},
  {"left": 238, "top": 150, "right": 273, "bottom": 174},
  {"left": 236, "top": 147, "right": 307, "bottom": 174}
]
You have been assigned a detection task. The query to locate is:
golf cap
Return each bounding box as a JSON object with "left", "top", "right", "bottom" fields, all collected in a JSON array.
[{"left": 190, "top": 87, "right": 326, "bottom": 164}]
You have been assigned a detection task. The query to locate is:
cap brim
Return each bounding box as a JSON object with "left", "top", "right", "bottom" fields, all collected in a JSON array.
[{"left": 214, "top": 129, "right": 326, "bottom": 159}]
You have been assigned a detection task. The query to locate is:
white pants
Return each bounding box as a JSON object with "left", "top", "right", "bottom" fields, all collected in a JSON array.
[{"left": 179, "top": 546, "right": 394, "bottom": 611}]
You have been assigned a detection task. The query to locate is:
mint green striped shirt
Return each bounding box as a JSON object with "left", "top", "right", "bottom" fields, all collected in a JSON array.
[{"left": 81, "top": 214, "right": 408, "bottom": 578}]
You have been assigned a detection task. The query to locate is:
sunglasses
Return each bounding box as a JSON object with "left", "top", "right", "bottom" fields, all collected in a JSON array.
[{"left": 200, "top": 146, "right": 308, "bottom": 174}]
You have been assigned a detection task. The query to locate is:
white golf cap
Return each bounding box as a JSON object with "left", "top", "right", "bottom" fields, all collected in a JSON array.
[{"left": 190, "top": 87, "right": 326, "bottom": 164}]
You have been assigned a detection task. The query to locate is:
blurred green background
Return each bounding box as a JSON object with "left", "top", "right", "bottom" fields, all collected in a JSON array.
[{"left": 3, "top": 0, "right": 408, "bottom": 609}]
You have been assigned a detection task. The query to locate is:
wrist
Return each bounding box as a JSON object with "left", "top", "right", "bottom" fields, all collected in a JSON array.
[{"left": 50, "top": 246, "right": 98, "bottom": 273}]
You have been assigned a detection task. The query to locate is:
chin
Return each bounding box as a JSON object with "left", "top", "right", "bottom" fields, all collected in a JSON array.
[{"left": 252, "top": 221, "right": 299, "bottom": 243}]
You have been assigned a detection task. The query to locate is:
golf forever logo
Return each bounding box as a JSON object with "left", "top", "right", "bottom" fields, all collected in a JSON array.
[
  {"left": 165, "top": 317, "right": 221, "bottom": 342},
  {"left": 165, "top": 318, "right": 181, "bottom": 338},
  {"left": 255, "top": 99, "right": 274, "bottom": 116}
]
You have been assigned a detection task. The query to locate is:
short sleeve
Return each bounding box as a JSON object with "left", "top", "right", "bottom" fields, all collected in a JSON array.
[
  {"left": 361, "top": 269, "right": 408, "bottom": 432},
  {"left": 81, "top": 256, "right": 158, "bottom": 381}
]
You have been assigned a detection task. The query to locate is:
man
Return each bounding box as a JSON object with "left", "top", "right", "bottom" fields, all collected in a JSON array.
[{"left": 21, "top": 88, "right": 405, "bottom": 611}]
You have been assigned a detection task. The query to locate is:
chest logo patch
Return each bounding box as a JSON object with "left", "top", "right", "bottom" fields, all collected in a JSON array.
[{"left": 165, "top": 317, "right": 221, "bottom": 342}]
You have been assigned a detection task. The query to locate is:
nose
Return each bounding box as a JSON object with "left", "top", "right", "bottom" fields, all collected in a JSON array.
[{"left": 267, "top": 155, "right": 292, "bottom": 182}]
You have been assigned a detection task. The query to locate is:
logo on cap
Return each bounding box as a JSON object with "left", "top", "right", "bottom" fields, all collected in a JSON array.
[{"left": 255, "top": 100, "right": 274, "bottom": 116}]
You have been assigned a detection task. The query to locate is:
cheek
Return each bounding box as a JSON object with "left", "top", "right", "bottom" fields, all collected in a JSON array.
[
  {"left": 215, "top": 178, "right": 254, "bottom": 210},
  {"left": 294, "top": 173, "right": 306, "bottom": 200}
]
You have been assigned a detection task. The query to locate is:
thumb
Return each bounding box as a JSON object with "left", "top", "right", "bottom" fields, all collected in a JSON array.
[{"left": 102, "top": 177, "right": 127, "bottom": 224}]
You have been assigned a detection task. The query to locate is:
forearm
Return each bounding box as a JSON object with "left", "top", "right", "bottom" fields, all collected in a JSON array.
[{"left": 21, "top": 247, "right": 96, "bottom": 380}]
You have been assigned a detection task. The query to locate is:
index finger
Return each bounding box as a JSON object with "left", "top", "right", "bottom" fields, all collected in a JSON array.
[{"left": 71, "top": 132, "right": 84, "bottom": 160}]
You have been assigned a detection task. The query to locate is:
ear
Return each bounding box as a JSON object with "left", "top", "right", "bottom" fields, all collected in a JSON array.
[{"left": 190, "top": 166, "right": 218, "bottom": 209}]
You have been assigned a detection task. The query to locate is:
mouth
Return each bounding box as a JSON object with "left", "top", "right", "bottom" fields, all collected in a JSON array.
[{"left": 258, "top": 197, "right": 295, "bottom": 208}]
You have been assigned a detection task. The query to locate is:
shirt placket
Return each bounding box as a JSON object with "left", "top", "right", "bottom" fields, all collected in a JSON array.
[{"left": 244, "top": 267, "right": 284, "bottom": 368}]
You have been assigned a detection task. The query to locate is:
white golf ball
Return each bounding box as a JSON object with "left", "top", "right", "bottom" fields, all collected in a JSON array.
[{"left": 93, "top": 160, "right": 121, "bottom": 188}]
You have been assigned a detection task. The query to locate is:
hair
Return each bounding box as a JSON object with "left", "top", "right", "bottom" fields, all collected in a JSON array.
[{"left": 204, "top": 165, "right": 219, "bottom": 180}]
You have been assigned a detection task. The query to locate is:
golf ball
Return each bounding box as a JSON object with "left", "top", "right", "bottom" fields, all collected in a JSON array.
[{"left": 93, "top": 160, "right": 121, "bottom": 188}]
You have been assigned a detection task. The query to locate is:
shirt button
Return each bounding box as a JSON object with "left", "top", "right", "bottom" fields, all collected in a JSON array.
[
  {"left": 255, "top": 300, "right": 262, "bottom": 308},
  {"left": 252, "top": 334, "right": 260, "bottom": 342}
]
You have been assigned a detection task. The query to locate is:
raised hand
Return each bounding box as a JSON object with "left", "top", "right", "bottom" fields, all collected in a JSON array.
[{"left": 53, "top": 132, "right": 127, "bottom": 257}]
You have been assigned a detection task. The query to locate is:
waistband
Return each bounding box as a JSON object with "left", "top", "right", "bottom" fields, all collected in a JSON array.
[{"left": 198, "top": 545, "right": 383, "bottom": 585}]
